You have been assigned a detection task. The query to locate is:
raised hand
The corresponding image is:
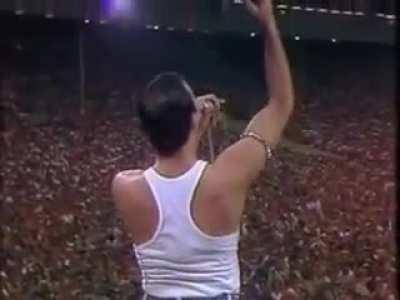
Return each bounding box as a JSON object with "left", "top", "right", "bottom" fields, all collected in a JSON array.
[{"left": 244, "top": 0, "right": 275, "bottom": 28}]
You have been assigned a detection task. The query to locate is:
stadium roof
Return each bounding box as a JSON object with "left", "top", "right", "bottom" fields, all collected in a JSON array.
[{"left": 0, "top": 0, "right": 395, "bottom": 44}]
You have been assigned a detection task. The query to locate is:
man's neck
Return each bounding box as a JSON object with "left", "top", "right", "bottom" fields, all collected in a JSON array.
[
  {"left": 153, "top": 132, "right": 201, "bottom": 177},
  {"left": 154, "top": 151, "right": 198, "bottom": 177},
  {"left": 154, "top": 132, "right": 200, "bottom": 175}
]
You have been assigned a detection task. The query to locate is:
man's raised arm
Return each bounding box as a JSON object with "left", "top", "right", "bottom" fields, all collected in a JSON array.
[
  {"left": 243, "top": 0, "right": 295, "bottom": 149},
  {"left": 211, "top": 0, "right": 295, "bottom": 192}
]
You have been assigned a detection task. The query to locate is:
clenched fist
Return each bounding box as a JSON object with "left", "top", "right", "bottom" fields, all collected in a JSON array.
[{"left": 196, "top": 94, "right": 225, "bottom": 132}]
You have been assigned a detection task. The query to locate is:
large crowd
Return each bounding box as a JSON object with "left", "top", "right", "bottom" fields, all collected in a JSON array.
[{"left": 0, "top": 40, "right": 396, "bottom": 299}]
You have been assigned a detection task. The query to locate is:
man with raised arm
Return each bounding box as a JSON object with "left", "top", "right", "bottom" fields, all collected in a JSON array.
[{"left": 112, "top": 0, "right": 294, "bottom": 299}]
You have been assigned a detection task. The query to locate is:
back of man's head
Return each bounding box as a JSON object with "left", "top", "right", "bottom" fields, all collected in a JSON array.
[{"left": 137, "top": 72, "right": 196, "bottom": 157}]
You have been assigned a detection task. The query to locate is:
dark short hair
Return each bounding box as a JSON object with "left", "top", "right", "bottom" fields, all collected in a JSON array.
[{"left": 137, "top": 72, "right": 196, "bottom": 157}]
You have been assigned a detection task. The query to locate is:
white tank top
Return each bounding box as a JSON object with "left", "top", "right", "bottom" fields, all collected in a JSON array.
[{"left": 133, "top": 160, "right": 240, "bottom": 298}]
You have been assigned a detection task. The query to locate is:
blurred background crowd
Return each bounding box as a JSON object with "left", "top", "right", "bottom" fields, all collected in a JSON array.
[{"left": 0, "top": 2, "right": 396, "bottom": 299}]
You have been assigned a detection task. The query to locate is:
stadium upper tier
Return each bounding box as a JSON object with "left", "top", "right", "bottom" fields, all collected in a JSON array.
[{"left": 0, "top": 0, "right": 395, "bottom": 44}]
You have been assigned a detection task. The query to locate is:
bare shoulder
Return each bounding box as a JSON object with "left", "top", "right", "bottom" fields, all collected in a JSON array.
[
  {"left": 114, "top": 169, "right": 143, "bottom": 182},
  {"left": 117, "top": 169, "right": 144, "bottom": 179},
  {"left": 112, "top": 169, "right": 144, "bottom": 199}
]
